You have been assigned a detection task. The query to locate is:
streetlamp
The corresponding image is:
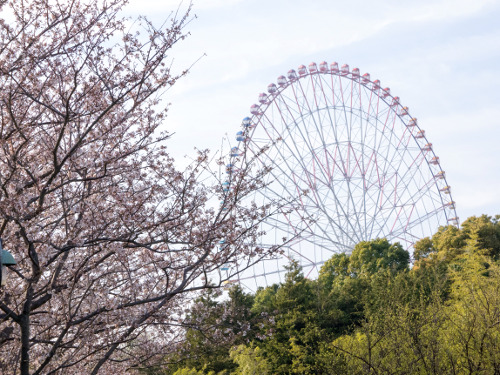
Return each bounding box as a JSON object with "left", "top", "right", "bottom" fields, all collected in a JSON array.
[{"left": 0, "top": 239, "right": 17, "bottom": 286}]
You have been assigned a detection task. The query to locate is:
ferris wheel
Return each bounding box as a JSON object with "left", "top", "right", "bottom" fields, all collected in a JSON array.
[{"left": 222, "top": 61, "right": 458, "bottom": 289}]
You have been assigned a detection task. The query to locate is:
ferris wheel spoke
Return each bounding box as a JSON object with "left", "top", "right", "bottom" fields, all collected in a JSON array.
[
  {"left": 365, "top": 127, "right": 410, "bottom": 233},
  {"left": 358, "top": 85, "right": 371, "bottom": 235},
  {"left": 314, "top": 77, "right": 369, "bottom": 238},
  {"left": 341, "top": 80, "right": 368, "bottom": 237},
  {"left": 260, "top": 154, "right": 361, "bottom": 247},
  {"left": 372, "top": 152, "right": 437, "bottom": 239},
  {"left": 269, "top": 98, "right": 362, "bottom": 238},
  {"left": 313, "top": 75, "right": 337, "bottom": 179},
  {"left": 384, "top": 151, "right": 430, "bottom": 211},
  {"left": 263, "top": 209, "right": 352, "bottom": 252},
  {"left": 283, "top": 176, "right": 360, "bottom": 247},
  {"left": 391, "top": 204, "right": 445, "bottom": 241},
  {"left": 292, "top": 82, "right": 339, "bottom": 184},
  {"left": 243, "top": 141, "right": 343, "bottom": 245}
]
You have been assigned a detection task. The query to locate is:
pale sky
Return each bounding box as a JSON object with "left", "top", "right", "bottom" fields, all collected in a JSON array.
[{"left": 126, "top": 0, "right": 500, "bottom": 223}]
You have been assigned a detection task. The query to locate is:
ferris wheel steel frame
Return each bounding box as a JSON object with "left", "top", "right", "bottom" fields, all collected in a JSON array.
[{"left": 222, "top": 61, "right": 458, "bottom": 289}]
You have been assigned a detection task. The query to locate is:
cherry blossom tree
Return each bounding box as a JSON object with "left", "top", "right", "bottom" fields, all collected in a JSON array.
[{"left": 0, "top": 0, "right": 283, "bottom": 373}]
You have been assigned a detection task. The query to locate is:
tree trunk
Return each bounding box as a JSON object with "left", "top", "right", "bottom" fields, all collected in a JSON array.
[{"left": 20, "top": 288, "right": 33, "bottom": 375}]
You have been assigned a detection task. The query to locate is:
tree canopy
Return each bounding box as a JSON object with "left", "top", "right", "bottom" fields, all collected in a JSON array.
[{"left": 156, "top": 216, "right": 500, "bottom": 375}]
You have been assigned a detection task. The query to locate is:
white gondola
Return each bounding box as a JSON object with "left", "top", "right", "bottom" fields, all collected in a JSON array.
[
  {"left": 298, "top": 65, "right": 307, "bottom": 76},
  {"left": 236, "top": 131, "right": 246, "bottom": 142},
  {"left": 423, "top": 143, "right": 432, "bottom": 152},
  {"left": 340, "top": 64, "right": 349, "bottom": 75},
  {"left": 230, "top": 147, "right": 241, "bottom": 157},
  {"left": 430, "top": 156, "right": 439, "bottom": 165},
  {"left": 308, "top": 62, "right": 318, "bottom": 73},
  {"left": 415, "top": 130, "right": 425, "bottom": 138},
  {"left": 445, "top": 201, "right": 456, "bottom": 210},
  {"left": 440, "top": 186, "right": 451, "bottom": 194},
  {"left": 434, "top": 171, "right": 445, "bottom": 180},
  {"left": 287, "top": 69, "right": 298, "bottom": 80},
  {"left": 258, "top": 93, "right": 268, "bottom": 104},
  {"left": 267, "top": 83, "right": 277, "bottom": 94},
  {"left": 330, "top": 62, "right": 339, "bottom": 73},
  {"left": 242, "top": 117, "right": 252, "bottom": 127},
  {"left": 352, "top": 67, "right": 360, "bottom": 80},
  {"left": 277, "top": 75, "right": 287, "bottom": 86},
  {"left": 319, "top": 61, "right": 329, "bottom": 72},
  {"left": 408, "top": 118, "right": 417, "bottom": 127},
  {"left": 400, "top": 106, "right": 409, "bottom": 116},
  {"left": 250, "top": 104, "right": 260, "bottom": 115}
]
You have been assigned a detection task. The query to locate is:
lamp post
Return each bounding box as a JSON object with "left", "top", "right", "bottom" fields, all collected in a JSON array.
[{"left": 0, "top": 239, "right": 17, "bottom": 287}]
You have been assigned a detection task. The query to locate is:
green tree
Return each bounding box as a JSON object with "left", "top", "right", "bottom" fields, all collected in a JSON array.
[
  {"left": 251, "top": 261, "right": 339, "bottom": 374},
  {"left": 251, "top": 284, "right": 279, "bottom": 315},
  {"left": 349, "top": 238, "right": 409, "bottom": 276},
  {"left": 440, "top": 253, "right": 500, "bottom": 372},
  {"left": 331, "top": 270, "right": 449, "bottom": 374},
  {"left": 318, "top": 239, "right": 411, "bottom": 335},
  {"left": 255, "top": 241, "right": 411, "bottom": 374},
  {"left": 331, "top": 241, "right": 500, "bottom": 374},
  {"left": 229, "top": 345, "right": 271, "bottom": 375},
  {"left": 318, "top": 253, "right": 350, "bottom": 287},
  {"left": 414, "top": 215, "right": 500, "bottom": 268},
  {"left": 256, "top": 261, "right": 316, "bottom": 374},
  {"left": 461, "top": 215, "right": 500, "bottom": 258},
  {"left": 158, "top": 286, "right": 256, "bottom": 374},
  {"left": 172, "top": 369, "right": 205, "bottom": 375}
]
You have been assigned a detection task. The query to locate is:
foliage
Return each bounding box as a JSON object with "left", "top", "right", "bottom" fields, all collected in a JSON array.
[
  {"left": 332, "top": 253, "right": 500, "bottom": 374},
  {"left": 460, "top": 214, "right": 500, "bottom": 258},
  {"left": 172, "top": 369, "right": 205, "bottom": 375},
  {"left": 229, "top": 345, "right": 270, "bottom": 375},
  {"left": 441, "top": 253, "right": 500, "bottom": 372},
  {"left": 155, "top": 216, "right": 500, "bottom": 375},
  {"left": 349, "top": 238, "right": 410, "bottom": 275},
  {"left": 414, "top": 215, "right": 500, "bottom": 267},
  {"left": 151, "top": 286, "right": 259, "bottom": 375}
]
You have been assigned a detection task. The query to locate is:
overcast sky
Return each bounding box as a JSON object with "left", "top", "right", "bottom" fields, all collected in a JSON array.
[{"left": 125, "top": 0, "right": 500, "bottom": 223}]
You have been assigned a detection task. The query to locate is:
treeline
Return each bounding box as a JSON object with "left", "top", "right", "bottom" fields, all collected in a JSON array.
[{"left": 148, "top": 215, "right": 500, "bottom": 374}]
